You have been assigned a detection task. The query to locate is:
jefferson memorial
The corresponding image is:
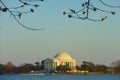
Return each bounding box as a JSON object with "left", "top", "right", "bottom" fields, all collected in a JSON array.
[{"left": 42, "top": 52, "right": 76, "bottom": 72}]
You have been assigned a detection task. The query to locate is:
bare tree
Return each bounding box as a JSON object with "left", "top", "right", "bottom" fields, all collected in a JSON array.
[
  {"left": 0, "top": 0, "right": 44, "bottom": 30},
  {"left": 6, "top": 62, "right": 16, "bottom": 74},
  {"left": 63, "top": 0, "right": 120, "bottom": 21}
]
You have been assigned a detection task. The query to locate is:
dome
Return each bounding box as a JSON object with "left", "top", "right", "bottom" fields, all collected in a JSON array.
[{"left": 54, "top": 52, "right": 73, "bottom": 60}]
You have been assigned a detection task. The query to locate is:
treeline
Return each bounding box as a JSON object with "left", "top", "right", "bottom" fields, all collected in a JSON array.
[
  {"left": 0, "top": 60, "right": 120, "bottom": 75},
  {"left": 76, "top": 60, "right": 120, "bottom": 74},
  {"left": 0, "top": 61, "right": 44, "bottom": 75}
]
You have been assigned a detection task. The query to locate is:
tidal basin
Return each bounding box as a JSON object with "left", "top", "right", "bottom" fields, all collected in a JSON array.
[{"left": 0, "top": 75, "right": 120, "bottom": 80}]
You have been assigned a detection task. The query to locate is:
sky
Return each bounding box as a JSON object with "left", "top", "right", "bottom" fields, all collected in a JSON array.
[{"left": 0, "top": 0, "right": 120, "bottom": 66}]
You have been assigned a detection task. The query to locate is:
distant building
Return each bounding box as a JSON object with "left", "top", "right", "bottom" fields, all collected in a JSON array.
[{"left": 42, "top": 52, "right": 76, "bottom": 72}]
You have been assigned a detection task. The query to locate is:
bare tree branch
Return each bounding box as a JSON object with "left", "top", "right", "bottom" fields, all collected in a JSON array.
[
  {"left": 0, "top": 0, "right": 44, "bottom": 30},
  {"left": 63, "top": 0, "right": 118, "bottom": 22}
]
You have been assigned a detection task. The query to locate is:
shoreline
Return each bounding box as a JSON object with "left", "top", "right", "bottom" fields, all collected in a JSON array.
[
  {"left": 19, "top": 72, "right": 120, "bottom": 76},
  {"left": 1, "top": 72, "right": 120, "bottom": 76}
]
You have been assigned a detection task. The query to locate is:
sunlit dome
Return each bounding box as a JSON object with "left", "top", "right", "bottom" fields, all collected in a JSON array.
[
  {"left": 54, "top": 52, "right": 73, "bottom": 60},
  {"left": 43, "top": 52, "right": 77, "bottom": 72}
]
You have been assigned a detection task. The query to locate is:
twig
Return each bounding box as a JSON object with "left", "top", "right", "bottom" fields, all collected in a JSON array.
[{"left": 99, "top": 0, "right": 120, "bottom": 8}]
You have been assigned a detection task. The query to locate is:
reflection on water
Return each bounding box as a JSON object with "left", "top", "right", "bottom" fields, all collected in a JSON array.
[{"left": 0, "top": 75, "right": 120, "bottom": 80}]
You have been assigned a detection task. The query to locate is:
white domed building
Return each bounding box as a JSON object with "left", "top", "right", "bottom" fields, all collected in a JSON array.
[{"left": 42, "top": 52, "right": 76, "bottom": 72}]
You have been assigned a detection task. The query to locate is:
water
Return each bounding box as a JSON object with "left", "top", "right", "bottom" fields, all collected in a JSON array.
[{"left": 0, "top": 75, "right": 120, "bottom": 80}]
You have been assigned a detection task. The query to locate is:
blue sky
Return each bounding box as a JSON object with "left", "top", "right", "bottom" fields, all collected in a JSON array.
[{"left": 0, "top": 0, "right": 120, "bottom": 66}]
